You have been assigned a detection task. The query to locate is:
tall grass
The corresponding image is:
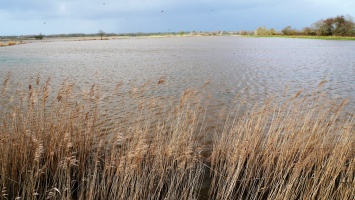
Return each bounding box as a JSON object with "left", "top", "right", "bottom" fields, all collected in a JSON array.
[{"left": 0, "top": 74, "right": 354, "bottom": 200}]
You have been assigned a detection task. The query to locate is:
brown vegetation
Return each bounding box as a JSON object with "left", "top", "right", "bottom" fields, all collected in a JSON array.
[
  {"left": 210, "top": 90, "right": 354, "bottom": 199},
  {"left": 0, "top": 41, "right": 24, "bottom": 47},
  {"left": 0, "top": 74, "right": 205, "bottom": 200},
  {"left": 0, "top": 74, "right": 354, "bottom": 200},
  {"left": 0, "top": 41, "right": 15, "bottom": 47}
]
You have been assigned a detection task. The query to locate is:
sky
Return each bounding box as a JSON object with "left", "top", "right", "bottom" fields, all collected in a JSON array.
[{"left": 0, "top": 0, "right": 354, "bottom": 36}]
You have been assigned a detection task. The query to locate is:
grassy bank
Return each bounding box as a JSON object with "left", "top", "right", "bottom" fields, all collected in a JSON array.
[
  {"left": 0, "top": 75, "right": 354, "bottom": 199},
  {"left": 251, "top": 35, "right": 355, "bottom": 40}
]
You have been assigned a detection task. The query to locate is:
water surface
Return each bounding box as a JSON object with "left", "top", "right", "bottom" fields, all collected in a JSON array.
[{"left": 1, "top": 36, "right": 354, "bottom": 130}]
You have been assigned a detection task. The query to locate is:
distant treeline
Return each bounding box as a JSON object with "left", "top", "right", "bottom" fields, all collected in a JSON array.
[
  {"left": 242, "top": 15, "right": 355, "bottom": 36},
  {"left": 4, "top": 15, "right": 353, "bottom": 39},
  {"left": 0, "top": 31, "right": 235, "bottom": 40}
]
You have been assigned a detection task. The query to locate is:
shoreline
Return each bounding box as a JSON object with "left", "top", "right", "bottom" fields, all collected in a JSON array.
[
  {"left": 249, "top": 34, "right": 355, "bottom": 40},
  {"left": 2, "top": 34, "right": 355, "bottom": 48},
  {"left": 0, "top": 34, "right": 222, "bottom": 46}
]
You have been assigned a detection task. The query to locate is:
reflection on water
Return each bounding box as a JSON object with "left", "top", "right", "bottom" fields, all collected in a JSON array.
[{"left": 1, "top": 36, "right": 355, "bottom": 131}]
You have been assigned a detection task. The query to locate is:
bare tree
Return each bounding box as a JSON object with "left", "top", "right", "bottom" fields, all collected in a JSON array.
[{"left": 98, "top": 30, "right": 105, "bottom": 40}]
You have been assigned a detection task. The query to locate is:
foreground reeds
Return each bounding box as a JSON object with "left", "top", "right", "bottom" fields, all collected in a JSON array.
[
  {"left": 0, "top": 74, "right": 205, "bottom": 200},
  {"left": 0, "top": 74, "right": 354, "bottom": 200},
  {"left": 210, "top": 90, "right": 354, "bottom": 200}
]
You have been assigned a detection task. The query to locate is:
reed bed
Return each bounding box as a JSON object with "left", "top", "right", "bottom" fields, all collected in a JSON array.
[
  {"left": 0, "top": 74, "right": 354, "bottom": 200},
  {"left": 210, "top": 90, "right": 355, "bottom": 200},
  {"left": 0, "top": 74, "right": 206, "bottom": 200},
  {"left": 0, "top": 41, "right": 23, "bottom": 47}
]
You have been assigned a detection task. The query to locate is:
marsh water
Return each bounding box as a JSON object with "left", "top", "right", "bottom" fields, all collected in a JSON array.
[{"left": 1, "top": 36, "right": 355, "bottom": 132}]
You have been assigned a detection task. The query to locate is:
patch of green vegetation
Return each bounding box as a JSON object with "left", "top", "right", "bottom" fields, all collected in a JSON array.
[
  {"left": 179, "top": 31, "right": 185, "bottom": 36},
  {"left": 34, "top": 33, "right": 44, "bottom": 40},
  {"left": 252, "top": 15, "right": 355, "bottom": 40}
]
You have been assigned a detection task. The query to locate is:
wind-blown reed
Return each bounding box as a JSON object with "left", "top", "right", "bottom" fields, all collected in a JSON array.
[
  {"left": 210, "top": 89, "right": 354, "bottom": 200},
  {"left": 0, "top": 74, "right": 354, "bottom": 200}
]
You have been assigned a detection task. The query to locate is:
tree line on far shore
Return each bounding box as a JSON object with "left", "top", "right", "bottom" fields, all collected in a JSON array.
[
  {"left": 244, "top": 15, "right": 355, "bottom": 36},
  {"left": 2, "top": 15, "right": 354, "bottom": 40}
]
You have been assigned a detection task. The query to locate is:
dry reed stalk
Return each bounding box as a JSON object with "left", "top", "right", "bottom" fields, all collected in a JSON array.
[
  {"left": 158, "top": 76, "right": 166, "bottom": 85},
  {"left": 1, "top": 72, "right": 11, "bottom": 96}
]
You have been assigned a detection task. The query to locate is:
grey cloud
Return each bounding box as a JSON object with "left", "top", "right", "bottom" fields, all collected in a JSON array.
[{"left": 0, "top": 0, "right": 354, "bottom": 35}]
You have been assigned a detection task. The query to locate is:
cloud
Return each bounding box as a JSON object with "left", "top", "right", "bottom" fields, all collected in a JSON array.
[{"left": 0, "top": 0, "right": 354, "bottom": 35}]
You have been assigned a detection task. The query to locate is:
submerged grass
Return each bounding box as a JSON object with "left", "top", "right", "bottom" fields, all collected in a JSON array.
[{"left": 0, "top": 74, "right": 354, "bottom": 200}]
